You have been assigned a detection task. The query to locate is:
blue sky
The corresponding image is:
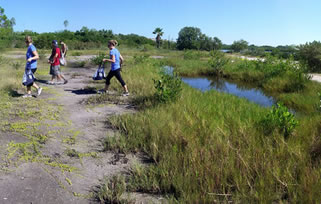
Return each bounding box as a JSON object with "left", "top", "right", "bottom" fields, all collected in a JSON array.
[{"left": 1, "top": 0, "right": 321, "bottom": 46}]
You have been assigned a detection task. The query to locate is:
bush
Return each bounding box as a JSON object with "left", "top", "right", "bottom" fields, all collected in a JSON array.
[
  {"left": 153, "top": 71, "right": 182, "bottom": 103},
  {"left": 90, "top": 53, "right": 105, "bottom": 66},
  {"left": 183, "top": 50, "right": 202, "bottom": 60},
  {"left": 140, "top": 44, "right": 155, "bottom": 52},
  {"left": 298, "top": 41, "right": 321, "bottom": 72},
  {"left": 208, "top": 50, "right": 230, "bottom": 75},
  {"left": 259, "top": 103, "right": 298, "bottom": 138}
]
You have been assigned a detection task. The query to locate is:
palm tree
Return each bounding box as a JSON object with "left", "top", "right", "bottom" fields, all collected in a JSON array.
[
  {"left": 153, "top": 27, "right": 164, "bottom": 48},
  {"left": 63, "top": 20, "right": 69, "bottom": 30}
]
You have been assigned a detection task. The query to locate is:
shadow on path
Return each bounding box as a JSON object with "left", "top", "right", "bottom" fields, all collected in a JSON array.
[
  {"left": 34, "top": 79, "right": 49, "bottom": 84},
  {"left": 8, "top": 90, "right": 24, "bottom": 97},
  {"left": 65, "top": 88, "right": 97, "bottom": 95}
]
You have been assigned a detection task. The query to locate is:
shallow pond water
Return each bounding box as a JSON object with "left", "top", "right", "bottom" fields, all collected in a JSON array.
[{"left": 164, "top": 66, "right": 275, "bottom": 107}]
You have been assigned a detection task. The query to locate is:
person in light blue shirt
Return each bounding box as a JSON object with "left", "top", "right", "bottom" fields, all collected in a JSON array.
[
  {"left": 99, "top": 40, "right": 129, "bottom": 96},
  {"left": 26, "top": 43, "right": 37, "bottom": 70},
  {"left": 23, "top": 36, "right": 42, "bottom": 98}
]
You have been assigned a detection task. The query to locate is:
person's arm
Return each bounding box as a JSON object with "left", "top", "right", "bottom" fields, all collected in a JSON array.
[
  {"left": 119, "top": 54, "right": 123, "bottom": 67},
  {"left": 27, "top": 50, "right": 39, "bottom": 62},
  {"left": 48, "top": 49, "right": 55, "bottom": 63},
  {"left": 54, "top": 52, "right": 59, "bottom": 60},
  {"left": 103, "top": 54, "right": 115, "bottom": 63}
]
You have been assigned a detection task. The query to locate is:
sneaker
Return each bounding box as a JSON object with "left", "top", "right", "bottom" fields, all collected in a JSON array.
[
  {"left": 47, "top": 81, "right": 55, "bottom": 85},
  {"left": 22, "top": 94, "right": 32, "bottom": 98},
  {"left": 37, "top": 87, "right": 42, "bottom": 96},
  {"left": 122, "top": 92, "right": 130, "bottom": 96},
  {"left": 97, "top": 89, "right": 107, "bottom": 94},
  {"left": 64, "top": 80, "right": 68, "bottom": 84}
]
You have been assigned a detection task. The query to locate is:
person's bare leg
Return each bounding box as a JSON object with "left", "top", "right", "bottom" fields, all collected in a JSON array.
[
  {"left": 104, "top": 84, "right": 109, "bottom": 91},
  {"left": 59, "top": 74, "right": 68, "bottom": 84},
  {"left": 33, "top": 83, "right": 39, "bottom": 90},
  {"left": 26, "top": 86, "right": 32, "bottom": 95},
  {"left": 33, "top": 82, "right": 42, "bottom": 96},
  {"left": 57, "top": 74, "right": 63, "bottom": 82},
  {"left": 123, "top": 85, "right": 128, "bottom": 93},
  {"left": 50, "top": 75, "right": 55, "bottom": 83}
]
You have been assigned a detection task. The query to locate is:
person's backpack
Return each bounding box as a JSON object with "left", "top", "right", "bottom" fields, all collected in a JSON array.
[
  {"left": 93, "top": 64, "right": 106, "bottom": 80},
  {"left": 22, "top": 69, "right": 35, "bottom": 86}
]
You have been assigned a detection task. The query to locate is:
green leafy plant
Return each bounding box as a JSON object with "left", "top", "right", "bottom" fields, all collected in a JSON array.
[
  {"left": 77, "top": 60, "right": 87, "bottom": 68},
  {"left": 208, "top": 50, "right": 230, "bottom": 75},
  {"left": 140, "top": 44, "right": 154, "bottom": 52},
  {"left": 260, "top": 103, "right": 298, "bottom": 138},
  {"left": 153, "top": 71, "right": 182, "bottom": 103},
  {"left": 90, "top": 53, "right": 105, "bottom": 66},
  {"left": 183, "top": 50, "right": 202, "bottom": 60}
]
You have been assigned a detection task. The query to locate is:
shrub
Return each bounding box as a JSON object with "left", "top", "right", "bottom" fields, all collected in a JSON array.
[
  {"left": 183, "top": 50, "right": 202, "bottom": 60},
  {"left": 140, "top": 44, "right": 154, "bottom": 52},
  {"left": 77, "top": 60, "right": 87, "bottom": 68},
  {"left": 208, "top": 50, "right": 230, "bottom": 75},
  {"left": 90, "top": 53, "right": 105, "bottom": 66},
  {"left": 153, "top": 71, "right": 182, "bottom": 103},
  {"left": 259, "top": 103, "right": 298, "bottom": 138},
  {"left": 298, "top": 41, "right": 321, "bottom": 72}
]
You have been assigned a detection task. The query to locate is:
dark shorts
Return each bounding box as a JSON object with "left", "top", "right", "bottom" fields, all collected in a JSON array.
[{"left": 50, "top": 65, "right": 61, "bottom": 76}]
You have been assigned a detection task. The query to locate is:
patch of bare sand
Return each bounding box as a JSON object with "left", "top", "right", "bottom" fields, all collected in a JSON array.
[
  {"left": 0, "top": 67, "right": 164, "bottom": 203},
  {"left": 310, "top": 73, "right": 321, "bottom": 83}
]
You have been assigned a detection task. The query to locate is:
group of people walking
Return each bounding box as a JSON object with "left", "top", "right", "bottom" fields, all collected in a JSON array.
[{"left": 23, "top": 36, "right": 129, "bottom": 98}]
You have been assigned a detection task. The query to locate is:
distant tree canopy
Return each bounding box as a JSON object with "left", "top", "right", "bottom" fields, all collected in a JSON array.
[
  {"left": 231, "top": 39, "right": 248, "bottom": 52},
  {"left": 0, "top": 7, "right": 15, "bottom": 49},
  {"left": 176, "top": 26, "right": 222, "bottom": 51},
  {"left": 11, "top": 26, "right": 156, "bottom": 49},
  {"left": 298, "top": 41, "right": 321, "bottom": 72}
]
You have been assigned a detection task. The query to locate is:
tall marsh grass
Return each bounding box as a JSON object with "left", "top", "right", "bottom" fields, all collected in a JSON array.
[{"left": 103, "top": 57, "right": 321, "bottom": 202}]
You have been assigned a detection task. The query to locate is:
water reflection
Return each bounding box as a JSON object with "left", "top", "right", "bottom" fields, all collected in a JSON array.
[
  {"left": 182, "top": 77, "right": 275, "bottom": 107},
  {"left": 164, "top": 66, "right": 275, "bottom": 107}
]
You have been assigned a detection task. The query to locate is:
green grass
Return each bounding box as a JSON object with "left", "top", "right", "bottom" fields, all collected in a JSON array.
[
  {"left": 98, "top": 55, "right": 321, "bottom": 202},
  {"left": 162, "top": 53, "right": 321, "bottom": 114},
  {"left": 2, "top": 49, "right": 321, "bottom": 202}
]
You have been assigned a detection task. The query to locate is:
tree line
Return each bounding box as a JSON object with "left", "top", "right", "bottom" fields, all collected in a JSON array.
[{"left": 1, "top": 7, "right": 321, "bottom": 72}]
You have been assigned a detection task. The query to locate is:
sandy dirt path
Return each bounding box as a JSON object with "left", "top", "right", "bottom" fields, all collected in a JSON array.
[
  {"left": 310, "top": 74, "right": 321, "bottom": 83},
  {"left": 0, "top": 66, "right": 162, "bottom": 203}
]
